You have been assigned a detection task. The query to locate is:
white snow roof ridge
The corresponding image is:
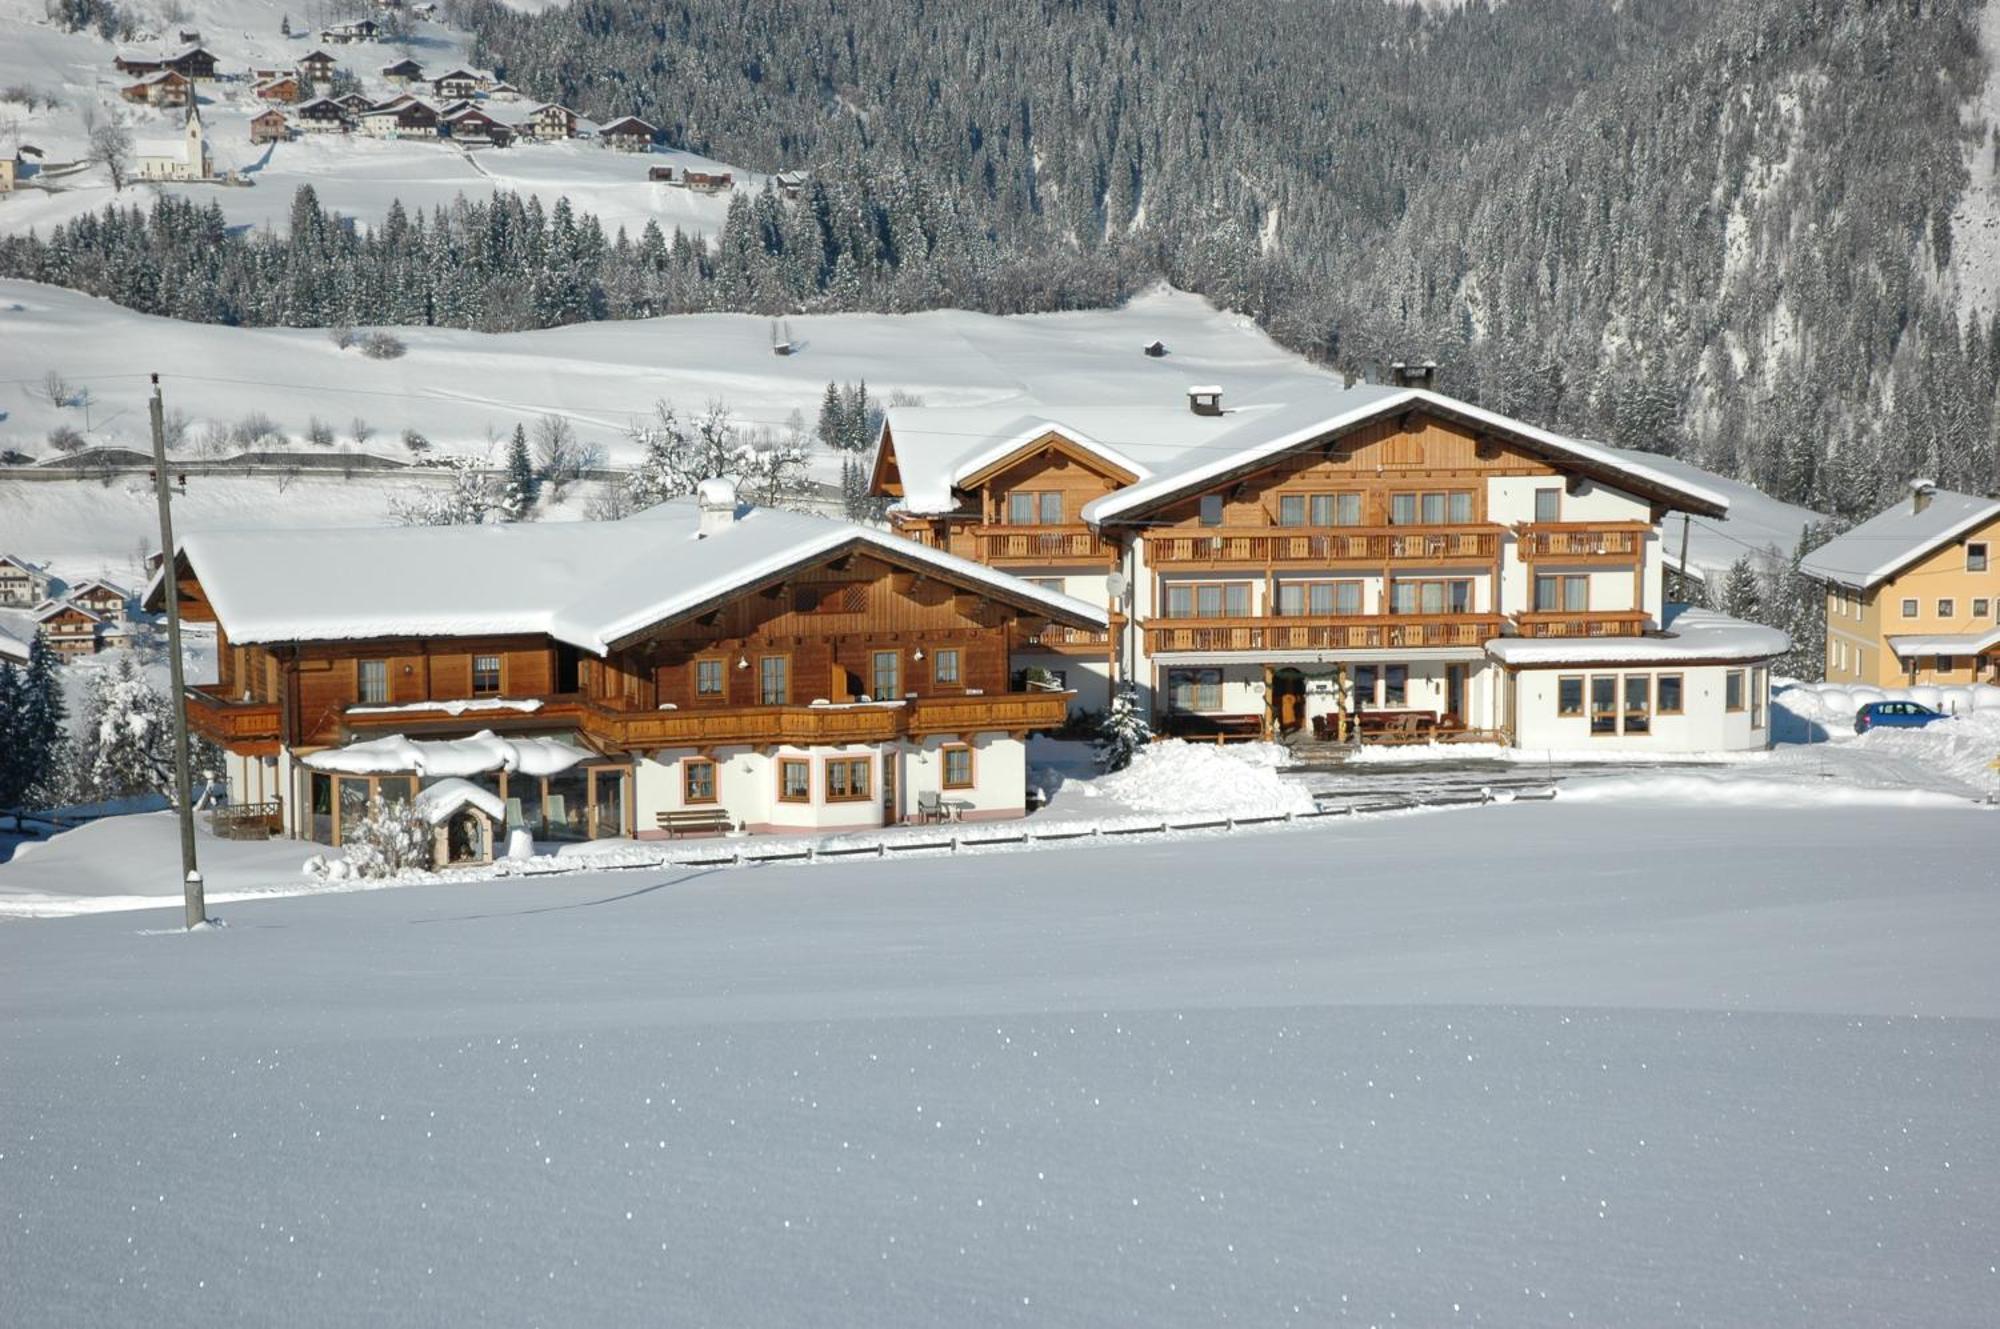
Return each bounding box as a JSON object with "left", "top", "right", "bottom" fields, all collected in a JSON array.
[{"left": 1799, "top": 489, "right": 2000, "bottom": 588}]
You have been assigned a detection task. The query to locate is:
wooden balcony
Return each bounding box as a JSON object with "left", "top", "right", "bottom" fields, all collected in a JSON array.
[
  {"left": 908, "top": 691, "right": 1071, "bottom": 736},
  {"left": 971, "top": 524, "right": 1109, "bottom": 563},
  {"left": 577, "top": 691, "right": 1072, "bottom": 748},
  {"left": 1510, "top": 611, "right": 1650, "bottom": 639},
  {"left": 1145, "top": 525, "right": 1502, "bottom": 568},
  {"left": 1022, "top": 622, "right": 1112, "bottom": 652},
  {"left": 183, "top": 687, "right": 282, "bottom": 752},
  {"left": 1143, "top": 613, "right": 1506, "bottom": 654},
  {"left": 1514, "top": 522, "right": 1649, "bottom": 562}
]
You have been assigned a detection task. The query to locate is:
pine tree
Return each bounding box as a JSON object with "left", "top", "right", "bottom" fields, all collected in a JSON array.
[
  {"left": 817, "top": 380, "right": 846, "bottom": 450},
  {"left": 1092, "top": 684, "right": 1152, "bottom": 772},
  {"left": 0, "top": 662, "right": 21, "bottom": 811},
  {"left": 1718, "top": 555, "right": 1764, "bottom": 624},
  {"left": 78, "top": 654, "right": 177, "bottom": 803},
  {"left": 503, "top": 422, "right": 538, "bottom": 519},
  {"left": 18, "top": 632, "right": 69, "bottom": 807}
]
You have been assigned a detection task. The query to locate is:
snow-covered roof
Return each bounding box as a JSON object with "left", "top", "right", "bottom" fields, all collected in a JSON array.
[
  {"left": 67, "top": 578, "right": 130, "bottom": 599},
  {"left": 1484, "top": 605, "right": 1789, "bottom": 665},
  {"left": 0, "top": 623, "right": 29, "bottom": 664},
  {"left": 410, "top": 778, "right": 505, "bottom": 826},
  {"left": 33, "top": 599, "right": 102, "bottom": 623},
  {"left": 0, "top": 553, "right": 42, "bottom": 574},
  {"left": 1886, "top": 626, "right": 2000, "bottom": 659},
  {"left": 879, "top": 386, "right": 1732, "bottom": 523},
  {"left": 134, "top": 138, "right": 186, "bottom": 160},
  {"left": 304, "top": 730, "right": 594, "bottom": 778},
  {"left": 160, "top": 497, "right": 1106, "bottom": 655},
  {"left": 1798, "top": 489, "right": 2000, "bottom": 589}
]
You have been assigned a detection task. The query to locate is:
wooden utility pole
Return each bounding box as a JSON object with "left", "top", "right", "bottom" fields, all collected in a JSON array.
[
  {"left": 1676, "top": 513, "right": 1692, "bottom": 606},
  {"left": 150, "top": 374, "right": 204, "bottom": 928}
]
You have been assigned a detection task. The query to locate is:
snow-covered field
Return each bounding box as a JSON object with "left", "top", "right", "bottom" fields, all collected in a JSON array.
[
  {"left": 2, "top": 797, "right": 1996, "bottom": 1325},
  {"left": 0, "top": 0, "right": 744, "bottom": 240}
]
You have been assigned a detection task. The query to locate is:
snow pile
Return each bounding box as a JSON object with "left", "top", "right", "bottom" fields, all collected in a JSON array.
[
  {"left": 302, "top": 730, "right": 593, "bottom": 777},
  {"left": 1092, "top": 739, "right": 1315, "bottom": 817},
  {"left": 410, "top": 778, "right": 506, "bottom": 826},
  {"left": 345, "top": 698, "right": 545, "bottom": 717},
  {"left": 1559, "top": 770, "right": 1975, "bottom": 810},
  {"left": 1776, "top": 681, "right": 2000, "bottom": 728}
]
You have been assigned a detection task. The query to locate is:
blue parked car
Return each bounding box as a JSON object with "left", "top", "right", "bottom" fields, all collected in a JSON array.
[{"left": 1854, "top": 700, "right": 1946, "bottom": 733}]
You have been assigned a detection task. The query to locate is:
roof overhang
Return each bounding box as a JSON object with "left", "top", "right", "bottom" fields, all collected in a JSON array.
[
  {"left": 1084, "top": 389, "right": 1730, "bottom": 526},
  {"left": 1886, "top": 627, "right": 2000, "bottom": 659},
  {"left": 1800, "top": 502, "right": 2000, "bottom": 589}
]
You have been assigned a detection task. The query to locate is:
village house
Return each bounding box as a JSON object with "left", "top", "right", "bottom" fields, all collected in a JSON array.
[
  {"left": 134, "top": 101, "right": 211, "bottom": 182},
  {"left": 148, "top": 485, "right": 1103, "bottom": 850},
  {"left": 299, "top": 50, "right": 340, "bottom": 90},
  {"left": 430, "top": 68, "right": 482, "bottom": 101},
  {"left": 597, "top": 115, "right": 657, "bottom": 152},
  {"left": 485, "top": 81, "right": 524, "bottom": 101},
  {"left": 320, "top": 18, "right": 380, "bottom": 44},
  {"left": 521, "top": 102, "right": 579, "bottom": 141},
  {"left": 442, "top": 105, "right": 511, "bottom": 146},
  {"left": 647, "top": 165, "right": 675, "bottom": 183},
  {"left": 250, "top": 109, "right": 291, "bottom": 145},
  {"left": 0, "top": 624, "right": 29, "bottom": 668},
  {"left": 120, "top": 70, "right": 192, "bottom": 107},
  {"left": 1803, "top": 481, "right": 2000, "bottom": 688},
  {"left": 361, "top": 97, "right": 440, "bottom": 138},
  {"left": 774, "top": 169, "right": 809, "bottom": 200},
  {"left": 253, "top": 74, "right": 302, "bottom": 103},
  {"left": 33, "top": 600, "right": 104, "bottom": 656},
  {"left": 872, "top": 377, "right": 1787, "bottom": 753},
  {"left": 115, "top": 44, "right": 218, "bottom": 82},
  {"left": 66, "top": 579, "right": 132, "bottom": 623},
  {"left": 381, "top": 58, "right": 425, "bottom": 87},
  {"left": 293, "top": 97, "right": 352, "bottom": 133},
  {"left": 0, "top": 156, "right": 15, "bottom": 193},
  {"left": 332, "top": 92, "right": 375, "bottom": 118},
  {"left": 0, "top": 554, "right": 51, "bottom": 607},
  {"left": 679, "top": 167, "right": 734, "bottom": 193}
]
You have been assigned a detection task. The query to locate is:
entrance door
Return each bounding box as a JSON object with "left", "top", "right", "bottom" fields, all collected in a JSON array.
[
  {"left": 881, "top": 751, "right": 897, "bottom": 825},
  {"left": 1272, "top": 669, "right": 1306, "bottom": 733},
  {"left": 1445, "top": 665, "right": 1467, "bottom": 726},
  {"left": 588, "top": 767, "right": 627, "bottom": 839}
]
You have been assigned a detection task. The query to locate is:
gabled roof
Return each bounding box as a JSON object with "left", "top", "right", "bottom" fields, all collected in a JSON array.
[
  {"left": 0, "top": 553, "right": 43, "bottom": 575},
  {"left": 149, "top": 497, "right": 1107, "bottom": 655},
  {"left": 1886, "top": 626, "right": 2000, "bottom": 659},
  {"left": 67, "top": 578, "right": 130, "bottom": 599},
  {"left": 301, "top": 48, "right": 339, "bottom": 62},
  {"left": 599, "top": 115, "right": 657, "bottom": 134},
  {"left": 0, "top": 624, "right": 29, "bottom": 665},
  {"left": 34, "top": 599, "right": 103, "bottom": 624},
  {"left": 1798, "top": 489, "right": 2000, "bottom": 589},
  {"left": 382, "top": 58, "right": 425, "bottom": 74}
]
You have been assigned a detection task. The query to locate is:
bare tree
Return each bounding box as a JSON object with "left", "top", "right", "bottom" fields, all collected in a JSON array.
[
  {"left": 87, "top": 117, "right": 132, "bottom": 192},
  {"left": 533, "top": 414, "right": 582, "bottom": 500},
  {"left": 36, "top": 369, "right": 72, "bottom": 408},
  {"left": 349, "top": 416, "right": 373, "bottom": 449}
]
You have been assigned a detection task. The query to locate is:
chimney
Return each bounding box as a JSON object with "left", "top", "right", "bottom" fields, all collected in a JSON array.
[
  {"left": 1910, "top": 478, "right": 1935, "bottom": 516},
  {"left": 1388, "top": 360, "right": 1439, "bottom": 391},
  {"left": 696, "top": 477, "right": 739, "bottom": 538},
  {"left": 1187, "top": 385, "right": 1223, "bottom": 416}
]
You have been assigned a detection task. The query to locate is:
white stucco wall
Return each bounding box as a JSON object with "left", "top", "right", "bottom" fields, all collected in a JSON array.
[
  {"left": 1489, "top": 476, "right": 1661, "bottom": 623},
  {"left": 1509, "top": 662, "right": 1771, "bottom": 752}
]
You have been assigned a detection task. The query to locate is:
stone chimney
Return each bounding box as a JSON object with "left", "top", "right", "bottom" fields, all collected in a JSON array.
[
  {"left": 1388, "top": 360, "right": 1438, "bottom": 391},
  {"left": 696, "top": 477, "right": 739, "bottom": 538},
  {"left": 1187, "top": 385, "right": 1223, "bottom": 416},
  {"left": 1910, "top": 478, "right": 1936, "bottom": 516}
]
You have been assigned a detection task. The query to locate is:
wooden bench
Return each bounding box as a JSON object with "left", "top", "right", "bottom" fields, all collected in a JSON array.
[{"left": 655, "top": 808, "right": 734, "bottom": 838}]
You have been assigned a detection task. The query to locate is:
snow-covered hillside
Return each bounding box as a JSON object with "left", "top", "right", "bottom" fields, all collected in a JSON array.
[{"left": 0, "top": 0, "right": 743, "bottom": 238}]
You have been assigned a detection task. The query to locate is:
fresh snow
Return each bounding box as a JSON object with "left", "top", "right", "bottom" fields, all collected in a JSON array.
[
  {"left": 302, "top": 729, "right": 595, "bottom": 778},
  {"left": 1, "top": 798, "right": 1997, "bottom": 1325},
  {"left": 1088, "top": 738, "right": 1315, "bottom": 817},
  {"left": 1485, "top": 604, "right": 1790, "bottom": 664}
]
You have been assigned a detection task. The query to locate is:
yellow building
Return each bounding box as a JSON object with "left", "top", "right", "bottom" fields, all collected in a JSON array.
[{"left": 1803, "top": 482, "right": 2000, "bottom": 687}]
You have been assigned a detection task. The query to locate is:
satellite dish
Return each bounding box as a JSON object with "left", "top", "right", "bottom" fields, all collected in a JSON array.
[{"left": 1105, "top": 571, "right": 1128, "bottom": 601}]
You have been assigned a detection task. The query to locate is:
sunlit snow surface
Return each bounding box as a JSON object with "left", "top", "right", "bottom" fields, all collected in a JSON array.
[{"left": 2, "top": 800, "right": 1996, "bottom": 1325}]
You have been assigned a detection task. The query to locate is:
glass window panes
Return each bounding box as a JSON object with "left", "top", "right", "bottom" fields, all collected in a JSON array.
[
  {"left": 1557, "top": 676, "right": 1584, "bottom": 716},
  {"left": 1008, "top": 493, "right": 1035, "bottom": 525},
  {"left": 1725, "top": 670, "right": 1744, "bottom": 711},
  {"left": 684, "top": 760, "right": 716, "bottom": 803},
  {"left": 695, "top": 658, "right": 724, "bottom": 696},
  {"left": 1353, "top": 665, "right": 1378, "bottom": 707},
  {"left": 759, "top": 656, "right": 788, "bottom": 705},
  {"left": 933, "top": 649, "right": 960, "bottom": 685},
  {"left": 1384, "top": 665, "right": 1408, "bottom": 707},
  {"left": 1278, "top": 495, "right": 1305, "bottom": 526},
  {"left": 1657, "top": 674, "right": 1684, "bottom": 713},
  {"left": 1623, "top": 675, "right": 1650, "bottom": 733},
  {"left": 1199, "top": 495, "right": 1224, "bottom": 526},
  {"left": 1335, "top": 582, "right": 1361, "bottom": 615},
  {"left": 1390, "top": 493, "right": 1417, "bottom": 525},
  {"left": 779, "top": 759, "right": 810, "bottom": 802},
  {"left": 1534, "top": 488, "right": 1561, "bottom": 523},
  {"left": 1938, "top": 599, "right": 1955, "bottom": 618},
  {"left": 1168, "top": 668, "right": 1222, "bottom": 711},
  {"left": 826, "top": 757, "right": 870, "bottom": 800},
  {"left": 1333, "top": 493, "right": 1361, "bottom": 525},
  {"left": 872, "top": 650, "right": 900, "bottom": 700},
  {"left": 1039, "top": 492, "right": 1063, "bottom": 524},
  {"left": 472, "top": 654, "right": 501, "bottom": 694},
  {"left": 1164, "top": 585, "right": 1193, "bottom": 618},
  {"left": 942, "top": 746, "right": 973, "bottom": 788},
  {"left": 358, "top": 659, "right": 388, "bottom": 704},
  {"left": 1277, "top": 584, "right": 1305, "bottom": 615},
  {"left": 1969, "top": 543, "right": 1989, "bottom": 572},
  {"left": 1589, "top": 676, "right": 1617, "bottom": 734}
]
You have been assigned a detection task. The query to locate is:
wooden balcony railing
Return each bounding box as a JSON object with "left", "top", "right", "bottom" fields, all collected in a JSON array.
[
  {"left": 908, "top": 692, "right": 1071, "bottom": 736},
  {"left": 972, "top": 524, "right": 1109, "bottom": 563},
  {"left": 1514, "top": 522, "right": 1649, "bottom": 562},
  {"left": 1143, "top": 614, "right": 1506, "bottom": 653},
  {"left": 576, "top": 691, "right": 1072, "bottom": 748},
  {"left": 1510, "top": 611, "right": 1650, "bottom": 639},
  {"left": 1145, "top": 525, "right": 1502, "bottom": 567},
  {"left": 1022, "top": 622, "right": 1112, "bottom": 650},
  {"left": 183, "top": 687, "right": 282, "bottom": 748}
]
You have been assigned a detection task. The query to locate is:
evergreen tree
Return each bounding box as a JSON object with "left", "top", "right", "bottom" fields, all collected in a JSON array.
[
  {"left": 1718, "top": 555, "right": 1764, "bottom": 624},
  {"left": 817, "top": 381, "right": 846, "bottom": 450},
  {"left": 1092, "top": 684, "right": 1152, "bottom": 773},
  {"left": 503, "top": 422, "right": 539, "bottom": 519},
  {"left": 78, "top": 654, "right": 177, "bottom": 803},
  {"left": 18, "top": 632, "right": 69, "bottom": 808},
  {"left": 0, "top": 662, "right": 20, "bottom": 811}
]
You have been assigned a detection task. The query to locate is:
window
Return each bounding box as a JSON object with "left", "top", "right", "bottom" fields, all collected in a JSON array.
[
  {"left": 1557, "top": 675, "right": 1585, "bottom": 717},
  {"left": 1534, "top": 488, "right": 1561, "bottom": 523},
  {"left": 1935, "top": 655, "right": 1957, "bottom": 673},
  {"left": 871, "top": 650, "right": 901, "bottom": 700},
  {"left": 1383, "top": 664, "right": 1408, "bottom": 707},
  {"left": 683, "top": 758, "right": 717, "bottom": 804},
  {"left": 1725, "top": 669, "right": 1745, "bottom": 712},
  {"left": 1005, "top": 491, "right": 1061, "bottom": 525},
  {"left": 1277, "top": 493, "right": 1360, "bottom": 526},
  {"left": 932, "top": 648, "right": 961, "bottom": 686},
  {"left": 759, "top": 655, "right": 788, "bottom": 705},
  {"left": 1969, "top": 542, "right": 1989, "bottom": 573},
  {"left": 1973, "top": 598, "right": 1991, "bottom": 621},
  {"left": 1277, "top": 580, "right": 1363, "bottom": 616},
  {"left": 1901, "top": 599, "right": 1919, "bottom": 618},
  {"left": 694, "top": 657, "right": 725, "bottom": 698},
  {"left": 1589, "top": 676, "right": 1618, "bottom": 735},
  {"left": 941, "top": 744, "right": 973, "bottom": 789},
  {"left": 357, "top": 659, "right": 389, "bottom": 704},
  {"left": 1622, "top": 675, "right": 1651, "bottom": 735},
  {"left": 1534, "top": 574, "right": 1589, "bottom": 613},
  {"left": 472, "top": 654, "right": 501, "bottom": 695},
  {"left": 1278, "top": 495, "right": 1306, "bottom": 526},
  {"left": 1751, "top": 667, "right": 1767, "bottom": 729},
  {"left": 1391, "top": 578, "right": 1473, "bottom": 615},
  {"left": 1938, "top": 599, "right": 1955, "bottom": 619},
  {"left": 1352, "top": 664, "right": 1379, "bottom": 708},
  {"left": 1163, "top": 582, "right": 1252, "bottom": 618},
  {"left": 1167, "top": 667, "right": 1223, "bottom": 712},
  {"left": 1392, "top": 490, "right": 1473, "bottom": 525},
  {"left": 1198, "top": 494, "right": 1224, "bottom": 526},
  {"left": 778, "top": 758, "right": 810, "bottom": 803},
  {"left": 1657, "top": 674, "right": 1683, "bottom": 714},
  {"left": 824, "top": 756, "right": 871, "bottom": 801}
]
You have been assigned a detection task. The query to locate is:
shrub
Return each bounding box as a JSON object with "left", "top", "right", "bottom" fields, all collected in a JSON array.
[
  {"left": 361, "top": 331, "right": 407, "bottom": 360},
  {"left": 338, "top": 801, "right": 430, "bottom": 878},
  {"left": 304, "top": 416, "right": 336, "bottom": 447},
  {"left": 328, "top": 324, "right": 355, "bottom": 350},
  {"left": 401, "top": 428, "right": 430, "bottom": 454},
  {"left": 46, "top": 423, "right": 86, "bottom": 453}
]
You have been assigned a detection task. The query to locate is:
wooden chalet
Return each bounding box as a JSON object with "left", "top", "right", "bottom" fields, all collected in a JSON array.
[
  {"left": 0, "top": 553, "right": 50, "bottom": 607},
  {"left": 431, "top": 68, "right": 482, "bottom": 101},
  {"left": 443, "top": 105, "right": 511, "bottom": 146},
  {"left": 679, "top": 167, "right": 733, "bottom": 193},
  {"left": 874, "top": 380, "right": 1784, "bottom": 753},
  {"left": 523, "top": 103, "right": 578, "bottom": 140},
  {"left": 647, "top": 165, "right": 675, "bottom": 183},
  {"left": 120, "top": 70, "right": 191, "bottom": 107},
  {"left": 333, "top": 92, "right": 375, "bottom": 117},
  {"left": 320, "top": 18, "right": 379, "bottom": 43},
  {"left": 293, "top": 97, "right": 350, "bottom": 132},
  {"left": 253, "top": 75, "right": 302, "bottom": 103},
  {"left": 250, "top": 109, "right": 291, "bottom": 145},
  {"left": 362, "top": 97, "right": 440, "bottom": 137},
  {"left": 114, "top": 44, "right": 216, "bottom": 81},
  {"left": 33, "top": 600, "right": 103, "bottom": 656},
  {"left": 299, "top": 50, "right": 339, "bottom": 86},
  {"left": 148, "top": 483, "right": 1102, "bottom": 847},
  {"left": 597, "top": 115, "right": 657, "bottom": 151},
  {"left": 774, "top": 169, "right": 809, "bottom": 199},
  {"left": 381, "top": 58, "right": 425, "bottom": 86},
  {"left": 66, "top": 579, "right": 131, "bottom": 621}
]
